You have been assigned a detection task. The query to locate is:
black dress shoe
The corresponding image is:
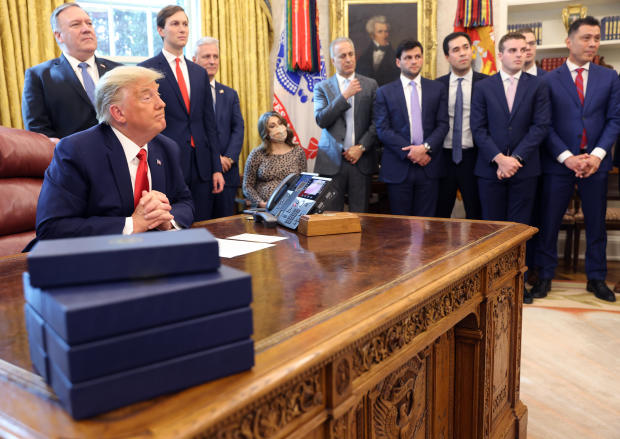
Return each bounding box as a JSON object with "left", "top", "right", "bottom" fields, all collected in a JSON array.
[
  {"left": 530, "top": 278, "right": 551, "bottom": 299},
  {"left": 587, "top": 279, "right": 617, "bottom": 302},
  {"left": 523, "top": 287, "right": 533, "bottom": 304}
]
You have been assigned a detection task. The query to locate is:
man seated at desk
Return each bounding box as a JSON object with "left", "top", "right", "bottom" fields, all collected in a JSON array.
[{"left": 35, "top": 66, "right": 194, "bottom": 241}]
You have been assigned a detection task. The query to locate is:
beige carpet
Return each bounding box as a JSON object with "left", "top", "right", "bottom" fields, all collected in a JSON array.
[{"left": 521, "top": 281, "right": 620, "bottom": 439}]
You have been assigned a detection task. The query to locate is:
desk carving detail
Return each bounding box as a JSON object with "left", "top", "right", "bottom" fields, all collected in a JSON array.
[
  {"left": 487, "top": 248, "right": 520, "bottom": 286},
  {"left": 352, "top": 272, "right": 481, "bottom": 379},
  {"left": 201, "top": 368, "right": 324, "bottom": 439}
]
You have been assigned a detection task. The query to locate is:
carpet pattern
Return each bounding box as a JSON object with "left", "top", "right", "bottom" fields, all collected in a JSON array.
[{"left": 521, "top": 281, "right": 620, "bottom": 439}]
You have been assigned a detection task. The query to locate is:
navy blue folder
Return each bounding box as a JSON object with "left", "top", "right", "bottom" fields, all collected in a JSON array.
[
  {"left": 27, "top": 228, "right": 220, "bottom": 288},
  {"left": 23, "top": 265, "right": 252, "bottom": 344},
  {"left": 49, "top": 338, "right": 254, "bottom": 419},
  {"left": 43, "top": 306, "right": 253, "bottom": 382},
  {"left": 24, "top": 305, "right": 49, "bottom": 382}
]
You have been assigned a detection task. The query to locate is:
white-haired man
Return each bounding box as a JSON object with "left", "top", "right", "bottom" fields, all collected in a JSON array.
[
  {"left": 22, "top": 2, "right": 120, "bottom": 141},
  {"left": 356, "top": 15, "right": 400, "bottom": 86},
  {"left": 35, "top": 66, "right": 194, "bottom": 241},
  {"left": 193, "top": 37, "right": 245, "bottom": 217}
]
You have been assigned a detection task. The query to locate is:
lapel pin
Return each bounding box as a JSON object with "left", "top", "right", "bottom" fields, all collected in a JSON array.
[
  {"left": 156, "top": 159, "right": 162, "bottom": 166},
  {"left": 99, "top": 63, "right": 105, "bottom": 69},
  {"left": 219, "top": 89, "right": 224, "bottom": 94}
]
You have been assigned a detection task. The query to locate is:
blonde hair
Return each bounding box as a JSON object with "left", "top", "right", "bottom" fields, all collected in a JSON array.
[{"left": 95, "top": 66, "right": 163, "bottom": 124}]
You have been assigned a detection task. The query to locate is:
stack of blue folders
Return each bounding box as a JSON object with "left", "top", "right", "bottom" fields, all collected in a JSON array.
[{"left": 22, "top": 228, "right": 254, "bottom": 420}]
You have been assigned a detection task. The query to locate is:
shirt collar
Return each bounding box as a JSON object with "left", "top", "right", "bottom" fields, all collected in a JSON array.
[
  {"left": 524, "top": 64, "right": 538, "bottom": 76},
  {"left": 450, "top": 68, "right": 472, "bottom": 83},
  {"left": 401, "top": 74, "right": 420, "bottom": 89},
  {"left": 63, "top": 52, "right": 96, "bottom": 71},
  {"left": 162, "top": 48, "right": 185, "bottom": 65},
  {"left": 566, "top": 59, "right": 590, "bottom": 73},
  {"left": 500, "top": 69, "right": 521, "bottom": 82},
  {"left": 111, "top": 126, "right": 148, "bottom": 163},
  {"left": 336, "top": 72, "right": 355, "bottom": 87}
]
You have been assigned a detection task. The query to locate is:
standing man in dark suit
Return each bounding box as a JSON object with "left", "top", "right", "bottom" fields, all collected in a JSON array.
[
  {"left": 193, "top": 36, "right": 245, "bottom": 218},
  {"left": 355, "top": 16, "right": 400, "bottom": 87},
  {"left": 471, "top": 32, "right": 550, "bottom": 223},
  {"left": 374, "top": 40, "right": 449, "bottom": 216},
  {"left": 36, "top": 66, "right": 194, "bottom": 240},
  {"left": 139, "top": 5, "right": 224, "bottom": 222},
  {"left": 314, "top": 37, "right": 378, "bottom": 212},
  {"left": 436, "top": 32, "right": 487, "bottom": 219},
  {"left": 22, "top": 3, "right": 120, "bottom": 141},
  {"left": 531, "top": 17, "right": 620, "bottom": 302},
  {"left": 519, "top": 28, "right": 546, "bottom": 77}
]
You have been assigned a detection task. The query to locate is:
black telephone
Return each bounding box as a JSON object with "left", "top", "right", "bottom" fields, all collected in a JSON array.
[{"left": 265, "top": 172, "right": 336, "bottom": 229}]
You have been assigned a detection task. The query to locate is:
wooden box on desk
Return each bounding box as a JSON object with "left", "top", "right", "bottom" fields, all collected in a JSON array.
[{"left": 297, "top": 212, "right": 361, "bottom": 236}]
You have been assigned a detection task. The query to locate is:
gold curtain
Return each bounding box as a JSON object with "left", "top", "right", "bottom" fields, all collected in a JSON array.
[
  {"left": 0, "top": 0, "right": 65, "bottom": 128},
  {"left": 200, "top": 0, "right": 273, "bottom": 173}
]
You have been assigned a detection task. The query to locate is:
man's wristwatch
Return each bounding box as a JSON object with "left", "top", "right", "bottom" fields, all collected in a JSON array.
[
  {"left": 358, "top": 144, "right": 366, "bottom": 152},
  {"left": 423, "top": 142, "right": 431, "bottom": 153}
]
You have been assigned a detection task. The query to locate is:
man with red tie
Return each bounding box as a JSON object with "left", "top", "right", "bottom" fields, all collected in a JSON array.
[
  {"left": 531, "top": 17, "right": 620, "bottom": 302},
  {"left": 35, "top": 66, "right": 194, "bottom": 240},
  {"left": 139, "top": 5, "right": 224, "bottom": 221}
]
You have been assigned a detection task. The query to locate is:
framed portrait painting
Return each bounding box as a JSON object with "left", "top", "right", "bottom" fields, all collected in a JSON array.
[{"left": 330, "top": 0, "right": 437, "bottom": 80}]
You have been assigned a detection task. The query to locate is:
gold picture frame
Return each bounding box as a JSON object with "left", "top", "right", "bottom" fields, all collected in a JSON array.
[
  {"left": 561, "top": 4, "right": 588, "bottom": 31},
  {"left": 329, "top": 0, "right": 437, "bottom": 79}
]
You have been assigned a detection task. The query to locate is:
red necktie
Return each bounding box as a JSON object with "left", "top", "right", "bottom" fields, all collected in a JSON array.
[
  {"left": 575, "top": 68, "right": 587, "bottom": 152},
  {"left": 175, "top": 57, "right": 195, "bottom": 147},
  {"left": 134, "top": 149, "right": 149, "bottom": 208}
]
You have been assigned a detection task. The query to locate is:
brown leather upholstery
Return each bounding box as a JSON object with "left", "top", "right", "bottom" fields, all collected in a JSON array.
[{"left": 0, "top": 126, "right": 55, "bottom": 257}]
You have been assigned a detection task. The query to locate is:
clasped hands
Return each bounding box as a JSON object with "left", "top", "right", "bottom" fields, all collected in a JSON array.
[
  {"left": 494, "top": 154, "right": 522, "bottom": 180},
  {"left": 132, "top": 190, "right": 174, "bottom": 233},
  {"left": 402, "top": 144, "right": 430, "bottom": 166},
  {"left": 564, "top": 154, "right": 601, "bottom": 178}
]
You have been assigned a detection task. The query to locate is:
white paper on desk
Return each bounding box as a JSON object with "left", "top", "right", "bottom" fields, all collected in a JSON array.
[
  {"left": 216, "top": 238, "right": 275, "bottom": 258},
  {"left": 226, "top": 233, "right": 287, "bottom": 244}
]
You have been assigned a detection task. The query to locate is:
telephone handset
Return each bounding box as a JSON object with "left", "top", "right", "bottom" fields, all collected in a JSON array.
[{"left": 265, "top": 172, "right": 337, "bottom": 229}]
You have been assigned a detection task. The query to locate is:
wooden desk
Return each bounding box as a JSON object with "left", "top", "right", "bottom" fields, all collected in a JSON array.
[{"left": 0, "top": 214, "right": 535, "bottom": 439}]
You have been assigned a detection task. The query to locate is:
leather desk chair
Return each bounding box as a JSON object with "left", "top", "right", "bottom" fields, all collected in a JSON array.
[{"left": 0, "top": 126, "right": 54, "bottom": 257}]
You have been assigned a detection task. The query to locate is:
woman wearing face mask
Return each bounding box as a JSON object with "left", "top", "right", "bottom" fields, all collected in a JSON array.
[{"left": 243, "top": 111, "right": 307, "bottom": 207}]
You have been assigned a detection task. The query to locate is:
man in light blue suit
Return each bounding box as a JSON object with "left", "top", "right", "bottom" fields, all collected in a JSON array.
[
  {"left": 531, "top": 17, "right": 620, "bottom": 302},
  {"left": 35, "top": 67, "right": 194, "bottom": 241},
  {"left": 193, "top": 37, "right": 245, "bottom": 218},
  {"left": 374, "top": 40, "right": 449, "bottom": 216},
  {"left": 139, "top": 5, "right": 224, "bottom": 221},
  {"left": 314, "top": 37, "right": 378, "bottom": 212}
]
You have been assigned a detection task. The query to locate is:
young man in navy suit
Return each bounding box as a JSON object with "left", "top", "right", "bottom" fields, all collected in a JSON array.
[
  {"left": 36, "top": 66, "right": 194, "bottom": 241},
  {"left": 471, "top": 32, "right": 550, "bottom": 303},
  {"left": 139, "top": 5, "right": 224, "bottom": 221},
  {"left": 193, "top": 37, "right": 245, "bottom": 218},
  {"left": 436, "top": 32, "right": 487, "bottom": 219},
  {"left": 22, "top": 3, "right": 120, "bottom": 141},
  {"left": 374, "top": 40, "right": 449, "bottom": 216},
  {"left": 531, "top": 17, "right": 620, "bottom": 302},
  {"left": 519, "top": 28, "right": 546, "bottom": 77}
]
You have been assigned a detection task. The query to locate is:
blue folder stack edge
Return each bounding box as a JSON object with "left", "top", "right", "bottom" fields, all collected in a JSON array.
[{"left": 22, "top": 228, "right": 254, "bottom": 420}]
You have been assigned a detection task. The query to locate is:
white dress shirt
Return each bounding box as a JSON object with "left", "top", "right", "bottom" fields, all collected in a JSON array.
[
  {"left": 337, "top": 73, "right": 356, "bottom": 149},
  {"left": 400, "top": 74, "right": 422, "bottom": 144},
  {"left": 372, "top": 40, "right": 385, "bottom": 68},
  {"left": 499, "top": 69, "right": 522, "bottom": 95},
  {"left": 162, "top": 48, "right": 191, "bottom": 98},
  {"left": 443, "top": 68, "right": 474, "bottom": 150},
  {"left": 524, "top": 63, "right": 539, "bottom": 76},
  {"left": 557, "top": 60, "right": 606, "bottom": 163},
  {"left": 63, "top": 52, "right": 99, "bottom": 89}
]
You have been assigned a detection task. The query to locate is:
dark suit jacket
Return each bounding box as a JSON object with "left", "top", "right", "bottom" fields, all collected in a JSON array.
[
  {"left": 22, "top": 54, "right": 120, "bottom": 138},
  {"left": 542, "top": 63, "right": 620, "bottom": 175},
  {"left": 35, "top": 124, "right": 194, "bottom": 240},
  {"left": 314, "top": 74, "right": 378, "bottom": 175},
  {"left": 214, "top": 81, "right": 245, "bottom": 187},
  {"left": 436, "top": 70, "right": 488, "bottom": 151},
  {"left": 615, "top": 74, "right": 620, "bottom": 168},
  {"left": 471, "top": 72, "right": 551, "bottom": 180},
  {"left": 374, "top": 77, "right": 449, "bottom": 183},
  {"left": 356, "top": 44, "right": 400, "bottom": 87},
  {"left": 139, "top": 53, "right": 222, "bottom": 182}
]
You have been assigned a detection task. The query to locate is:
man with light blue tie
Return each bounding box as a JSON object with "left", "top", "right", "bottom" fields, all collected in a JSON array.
[
  {"left": 374, "top": 40, "right": 449, "bottom": 216},
  {"left": 22, "top": 3, "right": 120, "bottom": 141},
  {"left": 314, "top": 37, "right": 378, "bottom": 212}
]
